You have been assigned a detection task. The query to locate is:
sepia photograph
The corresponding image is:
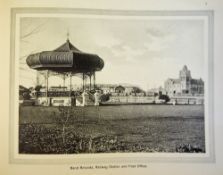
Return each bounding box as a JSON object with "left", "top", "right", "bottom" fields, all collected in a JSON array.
[
  {"left": 2, "top": 0, "right": 223, "bottom": 173},
  {"left": 10, "top": 9, "right": 214, "bottom": 162}
]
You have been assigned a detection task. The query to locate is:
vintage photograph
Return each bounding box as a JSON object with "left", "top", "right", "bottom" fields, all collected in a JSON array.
[{"left": 16, "top": 11, "right": 208, "bottom": 155}]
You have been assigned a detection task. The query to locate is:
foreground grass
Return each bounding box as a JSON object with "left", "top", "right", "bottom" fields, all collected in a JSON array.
[
  {"left": 19, "top": 105, "right": 204, "bottom": 123},
  {"left": 19, "top": 105, "right": 205, "bottom": 154}
]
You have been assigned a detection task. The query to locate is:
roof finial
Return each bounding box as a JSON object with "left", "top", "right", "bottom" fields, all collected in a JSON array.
[{"left": 66, "top": 29, "right": 70, "bottom": 41}]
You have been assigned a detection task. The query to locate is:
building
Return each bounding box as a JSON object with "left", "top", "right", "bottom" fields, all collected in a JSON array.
[
  {"left": 115, "top": 85, "right": 125, "bottom": 93},
  {"left": 164, "top": 65, "right": 204, "bottom": 97},
  {"left": 97, "top": 84, "right": 144, "bottom": 96},
  {"left": 96, "top": 84, "right": 116, "bottom": 94},
  {"left": 146, "top": 86, "right": 166, "bottom": 96}
]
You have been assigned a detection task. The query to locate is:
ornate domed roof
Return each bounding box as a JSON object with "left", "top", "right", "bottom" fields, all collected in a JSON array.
[{"left": 26, "top": 40, "right": 104, "bottom": 73}]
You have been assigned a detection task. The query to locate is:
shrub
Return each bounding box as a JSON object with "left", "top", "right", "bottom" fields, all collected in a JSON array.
[
  {"left": 100, "top": 94, "right": 110, "bottom": 102},
  {"left": 159, "top": 94, "right": 170, "bottom": 103}
]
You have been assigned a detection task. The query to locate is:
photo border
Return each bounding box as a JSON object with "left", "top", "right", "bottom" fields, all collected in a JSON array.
[{"left": 9, "top": 8, "right": 215, "bottom": 164}]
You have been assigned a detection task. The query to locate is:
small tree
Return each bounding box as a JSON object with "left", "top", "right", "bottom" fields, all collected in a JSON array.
[{"left": 56, "top": 106, "right": 73, "bottom": 145}]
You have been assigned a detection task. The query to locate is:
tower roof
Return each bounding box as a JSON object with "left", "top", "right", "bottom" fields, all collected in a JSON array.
[
  {"left": 179, "top": 65, "right": 191, "bottom": 79},
  {"left": 26, "top": 39, "right": 104, "bottom": 73},
  {"left": 183, "top": 65, "right": 188, "bottom": 71},
  {"left": 54, "top": 39, "right": 81, "bottom": 52}
]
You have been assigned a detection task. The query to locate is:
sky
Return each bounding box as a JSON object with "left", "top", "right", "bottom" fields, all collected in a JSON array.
[{"left": 19, "top": 16, "right": 205, "bottom": 90}]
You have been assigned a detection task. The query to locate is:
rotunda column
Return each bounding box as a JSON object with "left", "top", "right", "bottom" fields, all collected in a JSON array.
[
  {"left": 69, "top": 73, "right": 72, "bottom": 96},
  {"left": 93, "top": 72, "right": 96, "bottom": 90},
  {"left": 45, "top": 70, "right": 49, "bottom": 106},
  {"left": 89, "top": 74, "right": 92, "bottom": 91},
  {"left": 82, "top": 73, "right": 85, "bottom": 91}
]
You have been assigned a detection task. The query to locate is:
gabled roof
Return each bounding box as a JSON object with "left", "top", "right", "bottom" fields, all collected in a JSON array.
[{"left": 19, "top": 85, "right": 29, "bottom": 91}]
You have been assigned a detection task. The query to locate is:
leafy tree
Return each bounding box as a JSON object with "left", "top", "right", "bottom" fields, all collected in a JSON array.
[
  {"left": 159, "top": 94, "right": 170, "bottom": 103},
  {"left": 34, "top": 85, "right": 42, "bottom": 92}
]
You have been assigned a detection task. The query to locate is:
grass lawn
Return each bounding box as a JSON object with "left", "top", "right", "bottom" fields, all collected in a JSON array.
[{"left": 19, "top": 105, "right": 205, "bottom": 153}]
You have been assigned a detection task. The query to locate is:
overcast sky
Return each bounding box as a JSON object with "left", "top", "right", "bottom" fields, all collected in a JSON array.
[{"left": 19, "top": 16, "right": 205, "bottom": 90}]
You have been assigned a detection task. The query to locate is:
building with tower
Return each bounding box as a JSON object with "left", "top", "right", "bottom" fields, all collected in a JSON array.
[{"left": 164, "top": 65, "right": 204, "bottom": 97}]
